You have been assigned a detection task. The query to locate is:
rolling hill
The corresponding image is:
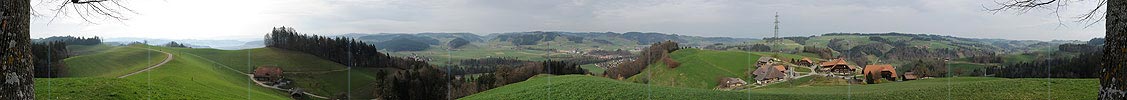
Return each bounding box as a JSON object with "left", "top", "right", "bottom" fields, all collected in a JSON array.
[
  {"left": 63, "top": 46, "right": 169, "bottom": 77},
  {"left": 168, "top": 46, "right": 381, "bottom": 99},
  {"left": 36, "top": 45, "right": 290, "bottom": 99},
  {"left": 626, "top": 48, "right": 761, "bottom": 89}
]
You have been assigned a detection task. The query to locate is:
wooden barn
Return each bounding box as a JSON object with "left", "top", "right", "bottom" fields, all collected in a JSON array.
[
  {"left": 862, "top": 64, "right": 898, "bottom": 84},
  {"left": 902, "top": 71, "right": 920, "bottom": 81},
  {"left": 253, "top": 66, "right": 284, "bottom": 83},
  {"left": 819, "top": 59, "right": 856, "bottom": 75}
]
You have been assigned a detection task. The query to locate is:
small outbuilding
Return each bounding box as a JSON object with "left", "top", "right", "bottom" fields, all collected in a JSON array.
[
  {"left": 715, "top": 77, "right": 748, "bottom": 90},
  {"left": 902, "top": 71, "right": 920, "bottom": 81}
]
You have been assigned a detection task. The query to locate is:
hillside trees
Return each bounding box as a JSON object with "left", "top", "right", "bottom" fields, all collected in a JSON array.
[
  {"left": 35, "top": 36, "right": 101, "bottom": 45},
  {"left": 265, "top": 27, "right": 430, "bottom": 69},
  {"left": 605, "top": 40, "right": 680, "bottom": 79},
  {"left": 163, "top": 41, "right": 189, "bottom": 48},
  {"left": 374, "top": 37, "right": 430, "bottom": 52},
  {"left": 994, "top": 44, "right": 1103, "bottom": 78},
  {"left": 31, "top": 42, "right": 67, "bottom": 78},
  {"left": 448, "top": 37, "right": 470, "bottom": 49}
]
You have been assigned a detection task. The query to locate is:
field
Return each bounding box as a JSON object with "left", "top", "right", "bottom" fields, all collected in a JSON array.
[
  {"left": 168, "top": 47, "right": 380, "bottom": 99},
  {"left": 36, "top": 45, "right": 290, "bottom": 99},
  {"left": 461, "top": 75, "right": 1097, "bottom": 100},
  {"left": 63, "top": 46, "right": 169, "bottom": 77},
  {"left": 627, "top": 48, "right": 760, "bottom": 89}
]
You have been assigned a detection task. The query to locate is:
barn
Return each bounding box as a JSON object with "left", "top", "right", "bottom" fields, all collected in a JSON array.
[
  {"left": 253, "top": 66, "right": 284, "bottom": 83},
  {"left": 862, "top": 64, "right": 898, "bottom": 84}
]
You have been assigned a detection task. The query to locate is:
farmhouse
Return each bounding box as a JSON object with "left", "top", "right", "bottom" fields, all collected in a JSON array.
[
  {"left": 819, "top": 59, "right": 856, "bottom": 75},
  {"left": 715, "top": 77, "right": 747, "bottom": 90},
  {"left": 862, "top": 64, "right": 898, "bottom": 84},
  {"left": 753, "top": 64, "right": 787, "bottom": 84},
  {"left": 253, "top": 66, "right": 284, "bottom": 83}
]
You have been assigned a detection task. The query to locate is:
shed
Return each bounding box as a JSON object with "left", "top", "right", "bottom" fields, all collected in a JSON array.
[{"left": 715, "top": 77, "right": 748, "bottom": 90}]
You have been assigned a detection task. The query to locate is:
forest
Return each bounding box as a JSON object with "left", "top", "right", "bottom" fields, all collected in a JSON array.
[
  {"left": 604, "top": 40, "right": 680, "bottom": 79},
  {"left": 992, "top": 44, "right": 1102, "bottom": 78}
]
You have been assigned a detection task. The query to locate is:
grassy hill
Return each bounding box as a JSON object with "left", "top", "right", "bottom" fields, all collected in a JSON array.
[
  {"left": 66, "top": 44, "right": 115, "bottom": 55},
  {"left": 36, "top": 45, "right": 290, "bottom": 99},
  {"left": 63, "top": 46, "right": 169, "bottom": 77},
  {"left": 461, "top": 75, "right": 1097, "bottom": 99},
  {"left": 627, "top": 48, "right": 761, "bottom": 89},
  {"left": 169, "top": 47, "right": 381, "bottom": 99}
]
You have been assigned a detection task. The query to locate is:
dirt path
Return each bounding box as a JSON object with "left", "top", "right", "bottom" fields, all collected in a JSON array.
[{"left": 117, "top": 48, "right": 174, "bottom": 78}]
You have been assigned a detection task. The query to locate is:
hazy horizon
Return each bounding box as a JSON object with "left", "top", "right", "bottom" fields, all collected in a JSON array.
[{"left": 30, "top": 0, "right": 1106, "bottom": 41}]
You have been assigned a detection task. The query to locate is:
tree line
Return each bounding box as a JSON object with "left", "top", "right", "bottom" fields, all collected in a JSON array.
[
  {"left": 34, "top": 36, "right": 101, "bottom": 45},
  {"left": 31, "top": 42, "right": 67, "bottom": 78},
  {"left": 992, "top": 44, "right": 1102, "bottom": 78},
  {"left": 604, "top": 40, "right": 680, "bottom": 79}
]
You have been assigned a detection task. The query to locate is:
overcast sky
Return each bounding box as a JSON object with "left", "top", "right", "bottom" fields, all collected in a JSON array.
[{"left": 30, "top": 0, "right": 1106, "bottom": 41}]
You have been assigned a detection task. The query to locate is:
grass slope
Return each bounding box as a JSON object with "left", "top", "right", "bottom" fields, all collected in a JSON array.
[
  {"left": 37, "top": 45, "right": 289, "bottom": 99},
  {"left": 171, "top": 47, "right": 379, "bottom": 99},
  {"left": 64, "top": 46, "right": 169, "bottom": 77},
  {"left": 628, "top": 48, "right": 760, "bottom": 89},
  {"left": 462, "top": 75, "right": 1097, "bottom": 99}
]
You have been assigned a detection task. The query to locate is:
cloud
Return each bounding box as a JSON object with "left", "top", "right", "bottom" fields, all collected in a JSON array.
[{"left": 30, "top": 0, "right": 1105, "bottom": 40}]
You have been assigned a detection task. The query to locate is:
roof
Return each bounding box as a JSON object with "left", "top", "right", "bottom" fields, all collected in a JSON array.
[
  {"left": 718, "top": 77, "right": 747, "bottom": 85},
  {"left": 773, "top": 65, "right": 787, "bottom": 72},
  {"left": 799, "top": 58, "right": 813, "bottom": 63},
  {"left": 862, "top": 64, "right": 897, "bottom": 77},
  {"left": 253, "top": 66, "right": 283, "bottom": 77},
  {"left": 820, "top": 59, "right": 849, "bottom": 66},
  {"left": 757, "top": 57, "right": 775, "bottom": 63},
  {"left": 754, "top": 64, "right": 787, "bottom": 80},
  {"left": 820, "top": 59, "right": 856, "bottom": 70},
  {"left": 903, "top": 71, "right": 919, "bottom": 79}
]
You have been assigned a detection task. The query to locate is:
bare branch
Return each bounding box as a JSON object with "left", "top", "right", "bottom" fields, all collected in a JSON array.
[{"left": 985, "top": 0, "right": 1105, "bottom": 28}]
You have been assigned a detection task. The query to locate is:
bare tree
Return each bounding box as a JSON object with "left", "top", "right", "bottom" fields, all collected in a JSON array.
[
  {"left": 1, "top": 0, "right": 132, "bottom": 99},
  {"left": 986, "top": 0, "right": 1123, "bottom": 99}
]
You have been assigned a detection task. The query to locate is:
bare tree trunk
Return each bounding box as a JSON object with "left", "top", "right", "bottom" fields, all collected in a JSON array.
[
  {"left": 1103, "top": 0, "right": 1127, "bottom": 99},
  {"left": 0, "top": 0, "right": 34, "bottom": 99}
]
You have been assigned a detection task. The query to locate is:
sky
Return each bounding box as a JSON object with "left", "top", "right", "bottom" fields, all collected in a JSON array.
[{"left": 30, "top": 0, "right": 1106, "bottom": 41}]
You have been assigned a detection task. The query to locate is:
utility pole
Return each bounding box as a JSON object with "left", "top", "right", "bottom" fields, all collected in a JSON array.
[{"left": 773, "top": 12, "right": 780, "bottom": 44}]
